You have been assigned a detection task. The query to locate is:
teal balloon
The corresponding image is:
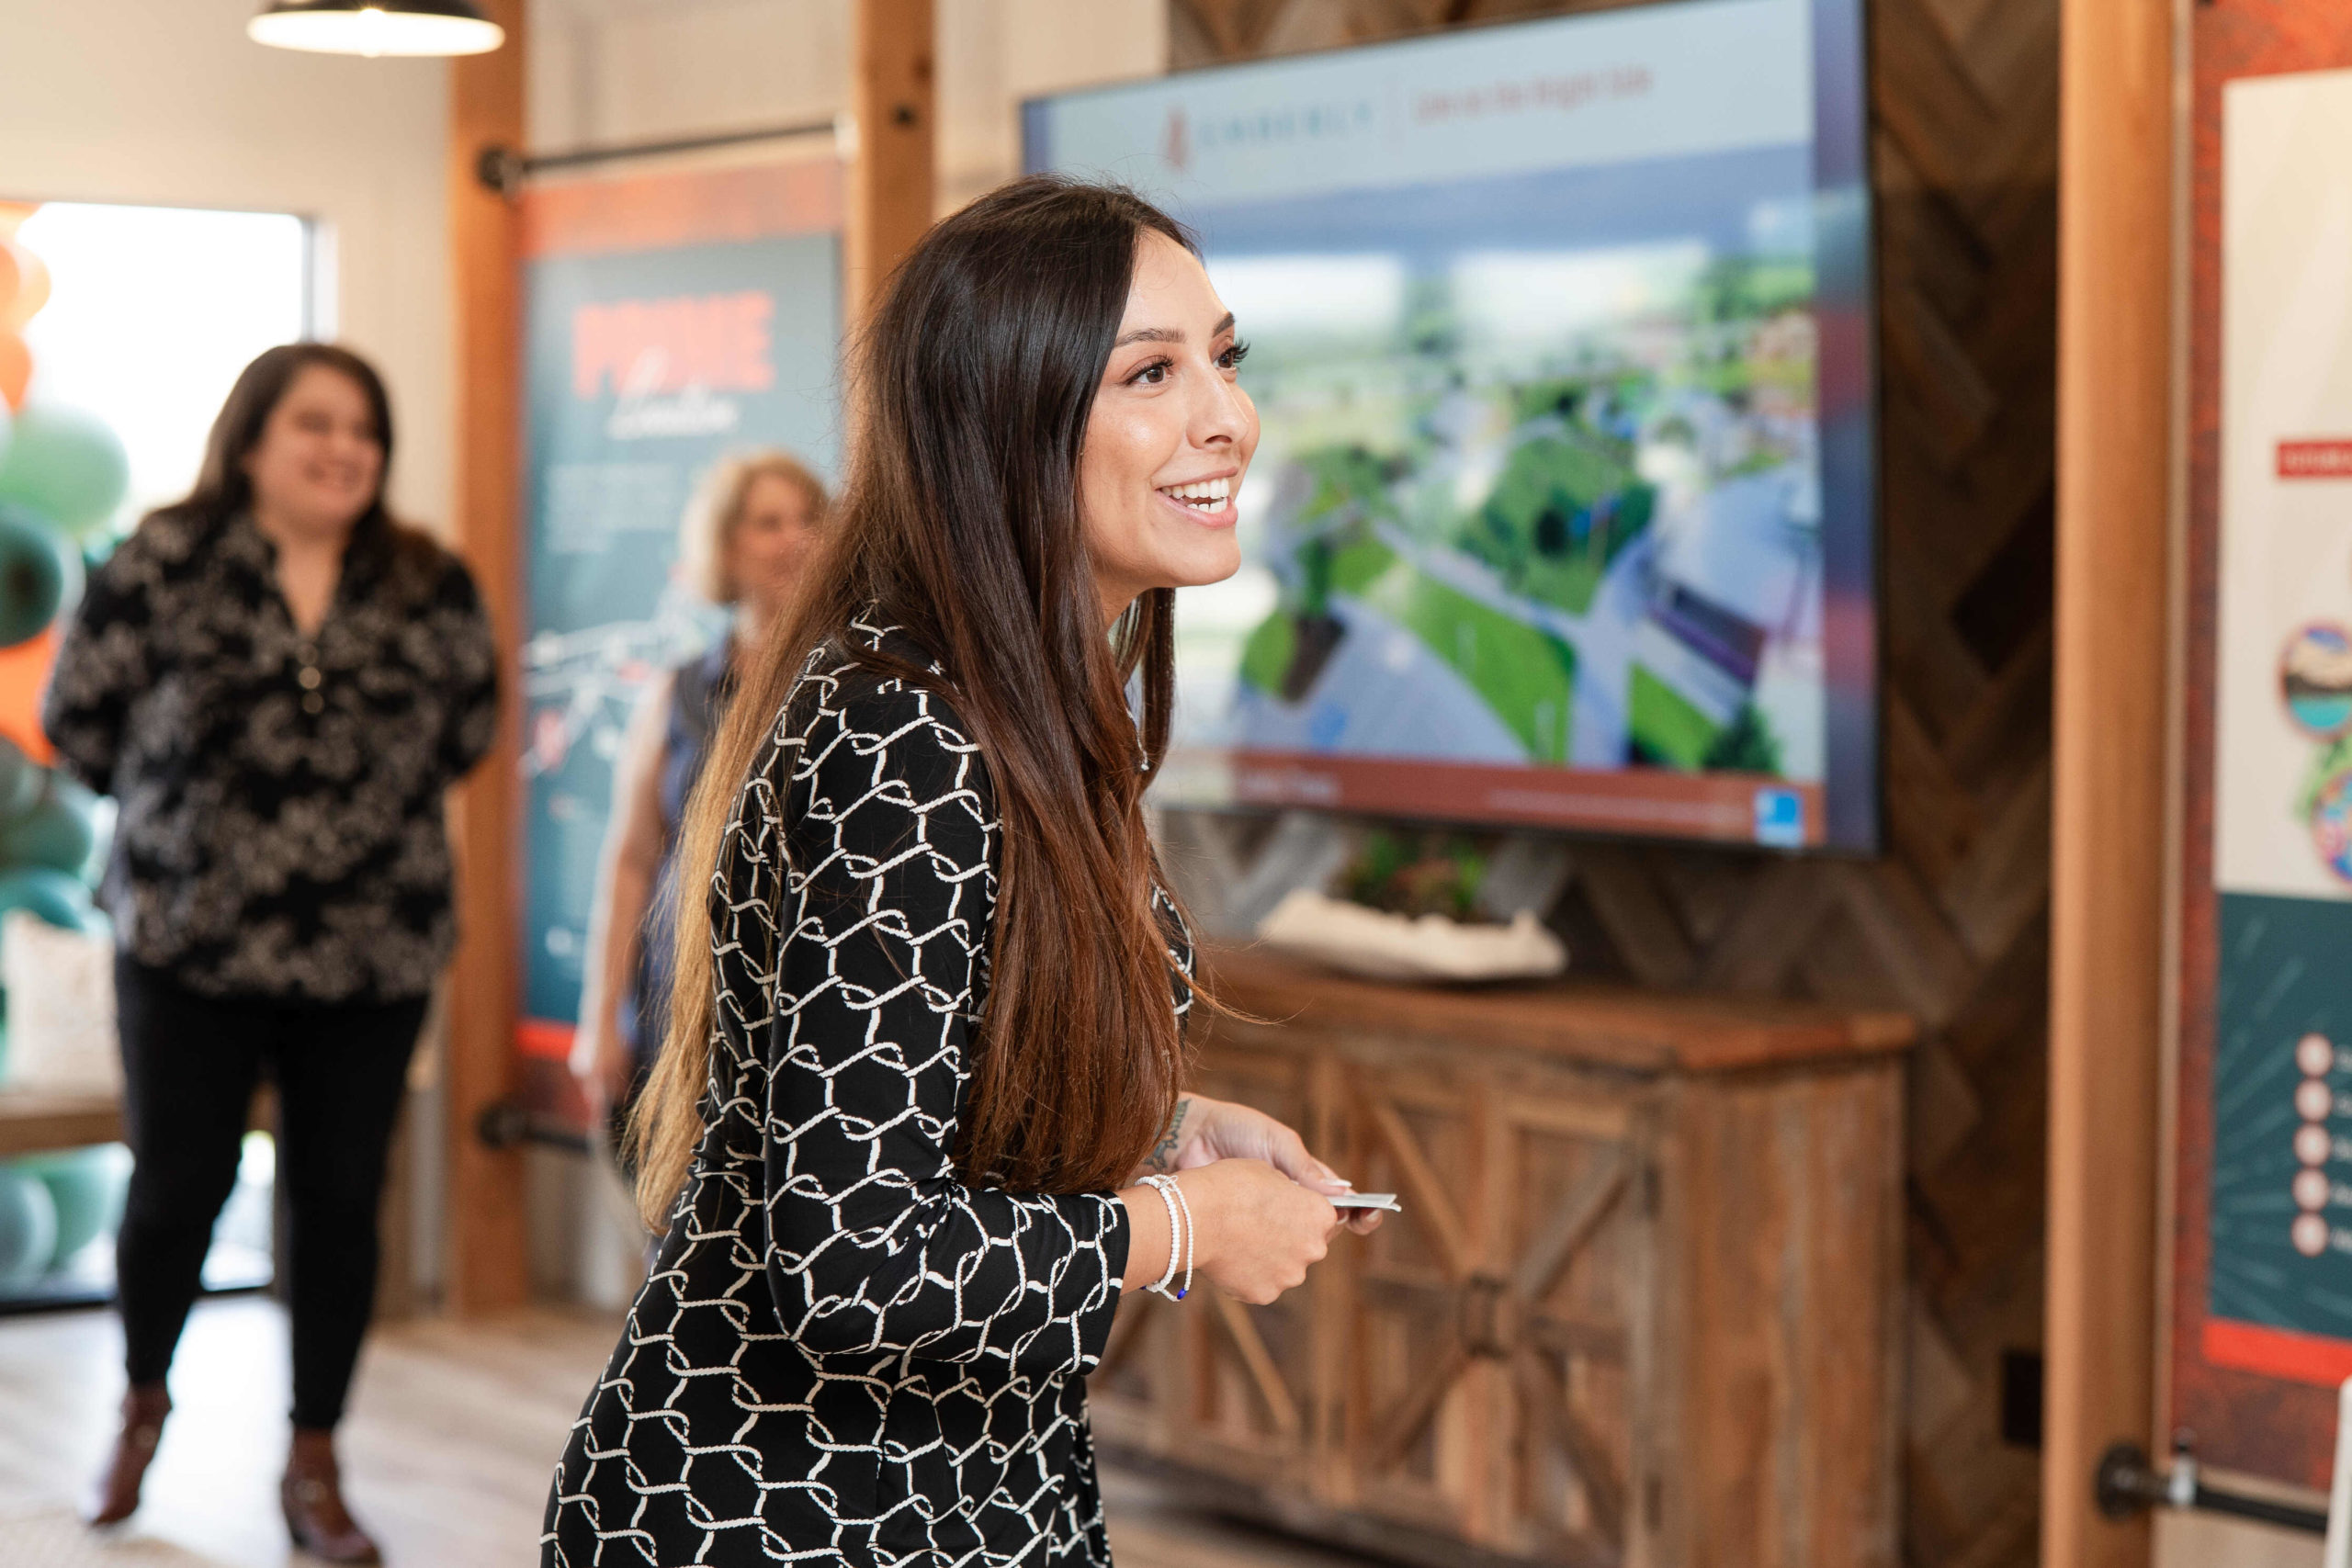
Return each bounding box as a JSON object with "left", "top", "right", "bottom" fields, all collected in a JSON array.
[
  {"left": 0, "top": 1166, "right": 59, "bottom": 1288},
  {"left": 2, "top": 778, "right": 97, "bottom": 874},
  {"left": 0, "top": 403, "right": 129, "bottom": 536},
  {"left": 20, "top": 1148, "right": 127, "bottom": 1267},
  {"left": 0, "top": 864, "right": 92, "bottom": 934},
  {"left": 0, "top": 737, "right": 40, "bottom": 821},
  {"left": 0, "top": 504, "right": 62, "bottom": 646}
]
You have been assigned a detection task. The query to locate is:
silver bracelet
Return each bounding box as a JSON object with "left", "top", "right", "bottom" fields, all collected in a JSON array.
[
  {"left": 1165, "top": 1175, "right": 1194, "bottom": 1301},
  {"left": 1139, "top": 1175, "right": 1190, "bottom": 1300},
  {"left": 1140, "top": 1173, "right": 1193, "bottom": 1301}
]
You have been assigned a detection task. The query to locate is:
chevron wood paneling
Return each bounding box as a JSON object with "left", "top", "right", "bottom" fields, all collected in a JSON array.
[{"left": 1164, "top": 0, "right": 2057, "bottom": 1562}]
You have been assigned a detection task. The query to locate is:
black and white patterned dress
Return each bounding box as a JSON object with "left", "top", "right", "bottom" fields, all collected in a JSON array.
[{"left": 543, "top": 621, "right": 1188, "bottom": 1567}]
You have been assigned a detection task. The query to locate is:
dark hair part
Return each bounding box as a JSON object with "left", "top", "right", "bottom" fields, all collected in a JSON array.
[
  {"left": 152, "top": 342, "right": 439, "bottom": 576},
  {"left": 632, "top": 175, "right": 1204, "bottom": 1217}
]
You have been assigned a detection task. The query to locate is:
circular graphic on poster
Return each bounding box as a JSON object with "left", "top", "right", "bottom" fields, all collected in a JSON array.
[
  {"left": 2280, "top": 623, "right": 2352, "bottom": 737},
  {"left": 2314, "top": 769, "right": 2352, "bottom": 885},
  {"left": 2302, "top": 1032, "right": 2338, "bottom": 1077}
]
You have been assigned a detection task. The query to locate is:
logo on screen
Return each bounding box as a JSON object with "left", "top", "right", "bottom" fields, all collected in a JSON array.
[{"left": 1754, "top": 788, "right": 1804, "bottom": 849}]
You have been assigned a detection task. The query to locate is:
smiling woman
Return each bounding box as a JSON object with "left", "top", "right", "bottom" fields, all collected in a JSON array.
[
  {"left": 541, "top": 177, "right": 1376, "bottom": 1568},
  {"left": 1078, "top": 231, "right": 1257, "bottom": 624},
  {"left": 43, "top": 342, "right": 499, "bottom": 1562}
]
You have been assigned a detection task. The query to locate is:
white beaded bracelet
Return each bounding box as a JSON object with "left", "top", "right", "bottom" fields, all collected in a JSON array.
[{"left": 1138, "top": 1174, "right": 1193, "bottom": 1301}]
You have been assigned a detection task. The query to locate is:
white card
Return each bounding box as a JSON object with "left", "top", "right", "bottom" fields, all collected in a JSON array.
[{"left": 1329, "top": 1191, "right": 1400, "bottom": 1212}]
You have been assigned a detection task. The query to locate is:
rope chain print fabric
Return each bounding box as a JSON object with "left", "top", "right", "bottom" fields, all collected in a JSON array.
[{"left": 543, "top": 619, "right": 1192, "bottom": 1567}]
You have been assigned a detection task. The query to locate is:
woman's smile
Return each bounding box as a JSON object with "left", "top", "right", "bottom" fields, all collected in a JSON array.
[{"left": 1152, "top": 468, "right": 1239, "bottom": 526}]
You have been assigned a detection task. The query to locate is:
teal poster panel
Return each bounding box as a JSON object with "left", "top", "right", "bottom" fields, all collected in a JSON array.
[
  {"left": 2210, "top": 892, "right": 2352, "bottom": 1351},
  {"left": 519, "top": 222, "right": 840, "bottom": 1055}
]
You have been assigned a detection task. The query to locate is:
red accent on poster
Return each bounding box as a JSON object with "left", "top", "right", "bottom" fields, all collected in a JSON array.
[
  {"left": 517, "top": 1017, "right": 575, "bottom": 1062},
  {"left": 2204, "top": 1318, "right": 2352, "bottom": 1389},
  {"left": 2277, "top": 438, "right": 2352, "bottom": 479}
]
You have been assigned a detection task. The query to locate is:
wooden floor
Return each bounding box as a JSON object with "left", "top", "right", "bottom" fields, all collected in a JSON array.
[{"left": 0, "top": 1296, "right": 1379, "bottom": 1568}]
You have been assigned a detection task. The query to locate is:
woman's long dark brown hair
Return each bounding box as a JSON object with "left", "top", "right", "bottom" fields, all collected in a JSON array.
[
  {"left": 148, "top": 342, "right": 438, "bottom": 576},
  {"left": 631, "top": 175, "right": 1203, "bottom": 1221}
]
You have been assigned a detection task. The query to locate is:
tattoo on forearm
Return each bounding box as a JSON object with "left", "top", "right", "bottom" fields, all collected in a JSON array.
[{"left": 1143, "top": 1098, "right": 1190, "bottom": 1175}]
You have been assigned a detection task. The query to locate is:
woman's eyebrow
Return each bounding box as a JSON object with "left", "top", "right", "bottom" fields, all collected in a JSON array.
[{"left": 1112, "top": 312, "right": 1238, "bottom": 349}]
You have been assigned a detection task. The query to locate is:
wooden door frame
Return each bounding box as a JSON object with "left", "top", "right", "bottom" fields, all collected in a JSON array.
[
  {"left": 445, "top": 0, "right": 530, "bottom": 1315},
  {"left": 2045, "top": 0, "right": 2180, "bottom": 1560}
]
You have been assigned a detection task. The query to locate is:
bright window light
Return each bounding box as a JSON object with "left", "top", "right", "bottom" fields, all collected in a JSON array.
[{"left": 16, "top": 203, "right": 311, "bottom": 533}]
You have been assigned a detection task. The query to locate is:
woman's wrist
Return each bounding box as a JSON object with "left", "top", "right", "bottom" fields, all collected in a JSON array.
[
  {"left": 1114, "top": 1182, "right": 1174, "bottom": 1292},
  {"left": 1136, "top": 1093, "right": 1201, "bottom": 1178}
]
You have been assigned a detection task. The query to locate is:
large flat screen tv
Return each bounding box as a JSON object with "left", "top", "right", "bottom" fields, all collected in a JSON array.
[{"left": 1025, "top": 0, "right": 1876, "bottom": 852}]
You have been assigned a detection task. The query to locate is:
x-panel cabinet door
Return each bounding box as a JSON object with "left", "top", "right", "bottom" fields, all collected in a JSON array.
[{"left": 1340, "top": 1050, "right": 1652, "bottom": 1566}]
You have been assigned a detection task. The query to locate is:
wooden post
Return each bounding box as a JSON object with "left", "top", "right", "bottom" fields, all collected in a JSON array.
[
  {"left": 2046, "top": 0, "right": 2176, "bottom": 1560},
  {"left": 844, "top": 0, "right": 935, "bottom": 328},
  {"left": 444, "top": 0, "right": 530, "bottom": 1315}
]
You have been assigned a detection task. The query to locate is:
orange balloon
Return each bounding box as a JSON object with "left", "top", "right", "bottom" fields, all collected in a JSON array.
[
  {"left": 0, "top": 242, "right": 48, "bottom": 331},
  {"left": 0, "top": 625, "right": 59, "bottom": 764},
  {"left": 0, "top": 333, "right": 28, "bottom": 412}
]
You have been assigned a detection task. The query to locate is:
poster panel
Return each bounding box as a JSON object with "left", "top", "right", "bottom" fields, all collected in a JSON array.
[
  {"left": 2173, "top": 8, "right": 2352, "bottom": 1490},
  {"left": 514, "top": 162, "right": 841, "bottom": 1125}
]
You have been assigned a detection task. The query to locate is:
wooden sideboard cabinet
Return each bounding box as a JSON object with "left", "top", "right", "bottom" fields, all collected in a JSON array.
[{"left": 1090, "top": 948, "right": 1915, "bottom": 1568}]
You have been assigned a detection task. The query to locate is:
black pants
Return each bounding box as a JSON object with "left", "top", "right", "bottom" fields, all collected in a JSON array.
[{"left": 113, "top": 958, "right": 426, "bottom": 1431}]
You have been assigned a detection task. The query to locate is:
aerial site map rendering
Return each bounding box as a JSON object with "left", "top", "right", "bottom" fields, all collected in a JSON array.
[
  {"left": 1209, "top": 195, "right": 1820, "bottom": 784},
  {"left": 1032, "top": 0, "right": 1876, "bottom": 847}
]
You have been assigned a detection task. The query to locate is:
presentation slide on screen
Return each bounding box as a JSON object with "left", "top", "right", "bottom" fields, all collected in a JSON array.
[{"left": 1028, "top": 0, "right": 1875, "bottom": 848}]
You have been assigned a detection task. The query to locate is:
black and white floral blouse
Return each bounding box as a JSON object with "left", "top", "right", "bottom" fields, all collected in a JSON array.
[
  {"left": 542, "top": 620, "right": 1191, "bottom": 1568},
  {"left": 42, "top": 509, "right": 499, "bottom": 1004}
]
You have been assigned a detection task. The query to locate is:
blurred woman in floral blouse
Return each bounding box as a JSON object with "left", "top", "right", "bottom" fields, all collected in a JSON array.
[{"left": 45, "top": 342, "right": 499, "bottom": 1564}]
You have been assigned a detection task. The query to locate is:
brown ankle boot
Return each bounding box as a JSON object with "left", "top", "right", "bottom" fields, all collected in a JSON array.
[
  {"left": 281, "top": 1427, "right": 380, "bottom": 1564},
  {"left": 86, "top": 1382, "right": 171, "bottom": 1527}
]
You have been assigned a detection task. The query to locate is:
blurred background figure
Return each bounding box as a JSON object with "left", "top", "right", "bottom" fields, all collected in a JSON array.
[
  {"left": 41, "top": 344, "right": 499, "bottom": 1563},
  {"left": 568, "top": 450, "right": 826, "bottom": 1168}
]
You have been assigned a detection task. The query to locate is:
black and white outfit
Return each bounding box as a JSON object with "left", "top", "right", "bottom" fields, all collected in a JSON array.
[
  {"left": 542, "top": 621, "right": 1190, "bottom": 1568},
  {"left": 43, "top": 509, "right": 499, "bottom": 1430}
]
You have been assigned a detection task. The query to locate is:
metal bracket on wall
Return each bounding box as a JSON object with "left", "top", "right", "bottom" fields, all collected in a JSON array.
[
  {"left": 2095, "top": 1439, "right": 2328, "bottom": 1537},
  {"left": 474, "top": 115, "right": 843, "bottom": 197}
]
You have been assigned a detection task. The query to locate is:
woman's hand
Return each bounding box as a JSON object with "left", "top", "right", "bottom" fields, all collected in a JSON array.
[
  {"left": 1148, "top": 1095, "right": 1383, "bottom": 1237},
  {"left": 1170, "top": 1158, "right": 1342, "bottom": 1305}
]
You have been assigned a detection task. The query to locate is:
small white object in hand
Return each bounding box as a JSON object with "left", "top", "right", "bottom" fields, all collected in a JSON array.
[{"left": 1329, "top": 1192, "right": 1401, "bottom": 1213}]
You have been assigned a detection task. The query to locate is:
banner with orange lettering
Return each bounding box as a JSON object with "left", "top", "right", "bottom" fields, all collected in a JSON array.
[{"left": 515, "top": 161, "right": 841, "bottom": 1129}]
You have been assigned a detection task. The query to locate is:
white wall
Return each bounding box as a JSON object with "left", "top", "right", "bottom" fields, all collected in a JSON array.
[
  {"left": 529, "top": 0, "right": 1167, "bottom": 212},
  {"left": 0, "top": 0, "right": 452, "bottom": 534}
]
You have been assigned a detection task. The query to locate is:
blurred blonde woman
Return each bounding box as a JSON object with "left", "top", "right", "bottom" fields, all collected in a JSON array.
[{"left": 570, "top": 451, "right": 827, "bottom": 1149}]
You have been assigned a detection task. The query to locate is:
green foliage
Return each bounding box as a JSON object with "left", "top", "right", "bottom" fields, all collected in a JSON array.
[
  {"left": 1337, "top": 829, "right": 1488, "bottom": 921},
  {"left": 1238, "top": 611, "right": 1296, "bottom": 697},
  {"left": 1628, "top": 665, "right": 1720, "bottom": 771},
  {"left": 1701, "top": 702, "right": 1786, "bottom": 776}
]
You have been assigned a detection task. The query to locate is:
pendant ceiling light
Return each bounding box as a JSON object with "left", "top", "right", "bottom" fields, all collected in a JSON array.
[{"left": 248, "top": 1, "right": 504, "bottom": 58}]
